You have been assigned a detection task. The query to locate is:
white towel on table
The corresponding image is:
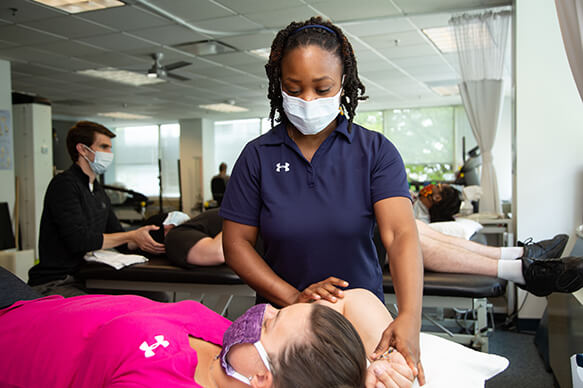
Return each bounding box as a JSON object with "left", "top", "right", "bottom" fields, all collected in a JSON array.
[{"left": 84, "top": 250, "right": 148, "bottom": 270}]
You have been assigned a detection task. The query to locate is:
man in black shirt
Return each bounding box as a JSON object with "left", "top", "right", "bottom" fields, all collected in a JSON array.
[{"left": 28, "top": 121, "right": 165, "bottom": 296}]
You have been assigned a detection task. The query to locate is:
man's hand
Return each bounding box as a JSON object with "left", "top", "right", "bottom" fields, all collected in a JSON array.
[
  {"left": 129, "top": 225, "right": 165, "bottom": 254},
  {"left": 370, "top": 314, "right": 426, "bottom": 386},
  {"left": 365, "top": 355, "right": 415, "bottom": 388},
  {"left": 294, "top": 276, "right": 349, "bottom": 303}
]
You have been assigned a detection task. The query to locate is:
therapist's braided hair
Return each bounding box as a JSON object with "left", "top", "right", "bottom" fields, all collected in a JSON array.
[{"left": 265, "top": 16, "right": 368, "bottom": 132}]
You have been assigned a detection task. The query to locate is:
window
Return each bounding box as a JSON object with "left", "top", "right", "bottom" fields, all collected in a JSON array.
[
  {"left": 104, "top": 123, "right": 181, "bottom": 197},
  {"left": 159, "top": 124, "right": 180, "bottom": 197},
  {"left": 386, "top": 107, "right": 456, "bottom": 182},
  {"left": 353, "top": 111, "right": 383, "bottom": 133},
  {"left": 214, "top": 119, "right": 261, "bottom": 176},
  {"left": 354, "top": 106, "right": 476, "bottom": 183}
]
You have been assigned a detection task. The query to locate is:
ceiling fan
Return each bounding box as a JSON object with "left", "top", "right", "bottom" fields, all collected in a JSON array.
[{"left": 147, "top": 52, "right": 191, "bottom": 81}]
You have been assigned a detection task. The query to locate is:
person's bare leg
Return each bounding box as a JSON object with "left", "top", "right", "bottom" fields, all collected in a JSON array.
[
  {"left": 420, "top": 233, "right": 499, "bottom": 276},
  {"left": 416, "top": 220, "right": 504, "bottom": 259},
  {"left": 186, "top": 232, "right": 225, "bottom": 265}
]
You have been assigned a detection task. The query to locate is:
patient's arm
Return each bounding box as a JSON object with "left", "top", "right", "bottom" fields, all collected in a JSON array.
[
  {"left": 316, "top": 288, "right": 392, "bottom": 354},
  {"left": 316, "top": 289, "right": 415, "bottom": 388},
  {"left": 186, "top": 232, "right": 224, "bottom": 265}
]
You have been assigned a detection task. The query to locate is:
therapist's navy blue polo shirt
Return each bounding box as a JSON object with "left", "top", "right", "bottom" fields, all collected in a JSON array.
[{"left": 220, "top": 115, "right": 411, "bottom": 302}]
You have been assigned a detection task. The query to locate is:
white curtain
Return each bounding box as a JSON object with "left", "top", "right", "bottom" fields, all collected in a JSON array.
[
  {"left": 450, "top": 11, "right": 511, "bottom": 214},
  {"left": 555, "top": 0, "right": 583, "bottom": 102}
]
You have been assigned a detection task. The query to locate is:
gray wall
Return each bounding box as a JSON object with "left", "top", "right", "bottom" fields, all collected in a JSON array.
[{"left": 0, "top": 60, "right": 14, "bottom": 223}]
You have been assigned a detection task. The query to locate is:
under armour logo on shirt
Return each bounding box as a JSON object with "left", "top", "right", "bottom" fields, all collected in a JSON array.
[
  {"left": 139, "top": 335, "right": 169, "bottom": 358},
  {"left": 275, "top": 162, "right": 290, "bottom": 172}
]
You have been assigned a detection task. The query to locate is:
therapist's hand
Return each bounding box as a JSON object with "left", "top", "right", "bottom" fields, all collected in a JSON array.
[
  {"left": 294, "top": 276, "right": 349, "bottom": 303},
  {"left": 371, "top": 313, "right": 426, "bottom": 386},
  {"left": 365, "top": 354, "right": 415, "bottom": 388},
  {"left": 128, "top": 225, "right": 166, "bottom": 255}
]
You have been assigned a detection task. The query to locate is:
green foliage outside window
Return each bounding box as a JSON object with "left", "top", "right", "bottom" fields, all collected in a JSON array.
[{"left": 353, "top": 111, "right": 383, "bottom": 133}]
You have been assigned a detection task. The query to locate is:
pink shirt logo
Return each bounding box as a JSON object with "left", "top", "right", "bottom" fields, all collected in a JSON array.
[{"left": 139, "top": 335, "right": 169, "bottom": 358}]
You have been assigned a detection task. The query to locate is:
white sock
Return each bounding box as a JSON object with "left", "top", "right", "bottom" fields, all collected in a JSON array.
[
  {"left": 497, "top": 260, "right": 525, "bottom": 284},
  {"left": 500, "top": 247, "right": 524, "bottom": 260}
]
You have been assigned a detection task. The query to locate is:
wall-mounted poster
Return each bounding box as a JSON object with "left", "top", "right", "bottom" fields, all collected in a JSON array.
[{"left": 0, "top": 110, "right": 12, "bottom": 170}]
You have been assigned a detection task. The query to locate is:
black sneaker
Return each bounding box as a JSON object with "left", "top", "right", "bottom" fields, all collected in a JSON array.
[
  {"left": 519, "top": 234, "right": 569, "bottom": 260},
  {"left": 518, "top": 256, "right": 583, "bottom": 297}
]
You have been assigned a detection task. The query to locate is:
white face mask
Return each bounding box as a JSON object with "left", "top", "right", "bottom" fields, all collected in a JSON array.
[
  {"left": 282, "top": 88, "right": 342, "bottom": 135},
  {"left": 83, "top": 145, "right": 114, "bottom": 175}
]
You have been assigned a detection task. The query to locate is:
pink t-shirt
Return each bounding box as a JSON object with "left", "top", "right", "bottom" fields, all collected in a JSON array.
[{"left": 0, "top": 295, "right": 231, "bottom": 387}]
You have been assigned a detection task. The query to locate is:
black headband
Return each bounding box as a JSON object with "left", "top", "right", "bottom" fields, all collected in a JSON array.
[{"left": 292, "top": 24, "right": 338, "bottom": 37}]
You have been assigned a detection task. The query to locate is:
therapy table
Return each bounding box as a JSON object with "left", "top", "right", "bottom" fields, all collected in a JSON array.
[{"left": 77, "top": 257, "right": 506, "bottom": 351}]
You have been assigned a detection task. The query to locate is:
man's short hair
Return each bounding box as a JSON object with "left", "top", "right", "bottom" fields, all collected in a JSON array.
[
  {"left": 219, "top": 162, "right": 227, "bottom": 172},
  {"left": 66, "top": 121, "right": 115, "bottom": 163}
]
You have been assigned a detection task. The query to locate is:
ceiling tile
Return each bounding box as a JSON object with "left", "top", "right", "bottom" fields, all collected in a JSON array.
[
  {"left": 408, "top": 13, "right": 453, "bottom": 29},
  {"left": 213, "top": 0, "right": 302, "bottom": 14},
  {"left": 0, "top": 46, "right": 93, "bottom": 71},
  {"left": 130, "top": 25, "right": 206, "bottom": 46},
  {"left": 76, "top": 5, "right": 170, "bottom": 32},
  {"left": 191, "top": 15, "right": 262, "bottom": 33},
  {"left": 218, "top": 31, "right": 275, "bottom": 51},
  {"left": 0, "top": 1, "right": 65, "bottom": 23},
  {"left": 362, "top": 31, "right": 427, "bottom": 50},
  {"left": 392, "top": 0, "right": 510, "bottom": 14},
  {"left": 307, "top": 0, "right": 401, "bottom": 21},
  {"left": 358, "top": 59, "right": 396, "bottom": 73},
  {"left": 391, "top": 55, "right": 449, "bottom": 68},
  {"left": 244, "top": 6, "right": 317, "bottom": 29},
  {"left": 380, "top": 44, "right": 437, "bottom": 59},
  {"left": 76, "top": 52, "right": 150, "bottom": 69},
  {"left": 23, "top": 15, "right": 114, "bottom": 38},
  {"left": 193, "top": 65, "right": 242, "bottom": 79},
  {"left": 79, "top": 33, "right": 155, "bottom": 51},
  {"left": 340, "top": 18, "right": 413, "bottom": 37},
  {"left": 0, "top": 39, "right": 17, "bottom": 49},
  {"left": 124, "top": 46, "right": 199, "bottom": 65},
  {"left": 10, "top": 61, "right": 65, "bottom": 77},
  {"left": 231, "top": 62, "right": 267, "bottom": 77},
  {"left": 146, "top": 0, "right": 233, "bottom": 22},
  {"left": 205, "top": 52, "right": 264, "bottom": 67},
  {"left": 0, "top": 24, "right": 63, "bottom": 45},
  {"left": 31, "top": 40, "right": 108, "bottom": 57}
]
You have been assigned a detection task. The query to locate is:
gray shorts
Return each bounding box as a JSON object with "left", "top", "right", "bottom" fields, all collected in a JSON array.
[{"left": 30, "top": 275, "right": 87, "bottom": 298}]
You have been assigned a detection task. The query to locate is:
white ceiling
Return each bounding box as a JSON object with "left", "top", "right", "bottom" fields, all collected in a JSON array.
[{"left": 0, "top": 0, "right": 510, "bottom": 124}]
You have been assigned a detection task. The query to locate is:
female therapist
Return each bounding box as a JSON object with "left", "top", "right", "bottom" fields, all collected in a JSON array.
[{"left": 220, "top": 16, "right": 425, "bottom": 384}]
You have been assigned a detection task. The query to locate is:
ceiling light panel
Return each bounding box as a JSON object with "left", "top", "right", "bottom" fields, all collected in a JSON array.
[
  {"left": 430, "top": 85, "right": 460, "bottom": 96},
  {"left": 199, "top": 103, "right": 248, "bottom": 113},
  {"left": 77, "top": 67, "right": 165, "bottom": 86},
  {"left": 97, "top": 111, "right": 152, "bottom": 119},
  {"left": 33, "top": 0, "right": 125, "bottom": 14}
]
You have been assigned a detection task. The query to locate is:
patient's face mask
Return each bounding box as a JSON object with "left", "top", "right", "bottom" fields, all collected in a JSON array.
[
  {"left": 83, "top": 145, "right": 113, "bottom": 175},
  {"left": 219, "top": 303, "right": 271, "bottom": 385},
  {"left": 281, "top": 87, "right": 342, "bottom": 136}
]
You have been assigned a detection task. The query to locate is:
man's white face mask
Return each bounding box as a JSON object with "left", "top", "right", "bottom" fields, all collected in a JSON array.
[
  {"left": 83, "top": 145, "right": 114, "bottom": 175},
  {"left": 281, "top": 87, "right": 342, "bottom": 136}
]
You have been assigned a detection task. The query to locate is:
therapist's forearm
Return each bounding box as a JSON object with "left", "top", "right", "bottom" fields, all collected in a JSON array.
[
  {"left": 102, "top": 231, "right": 136, "bottom": 250},
  {"left": 225, "top": 241, "right": 298, "bottom": 306},
  {"left": 387, "top": 231, "right": 423, "bottom": 320},
  {"left": 223, "top": 221, "right": 298, "bottom": 306}
]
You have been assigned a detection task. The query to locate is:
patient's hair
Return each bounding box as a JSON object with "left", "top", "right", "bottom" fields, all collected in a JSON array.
[
  {"left": 66, "top": 121, "right": 116, "bottom": 162},
  {"left": 430, "top": 185, "right": 461, "bottom": 222},
  {"left": 265, "top": 16, "right": 367, "bottom": 132},
  {"left": 271, "top": 304, "right": 366, "bottom": 388}
]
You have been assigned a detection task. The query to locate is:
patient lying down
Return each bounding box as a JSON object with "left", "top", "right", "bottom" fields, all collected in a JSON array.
[{"left": 0, "top": 271, "right": 507, "bottom": 388}]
